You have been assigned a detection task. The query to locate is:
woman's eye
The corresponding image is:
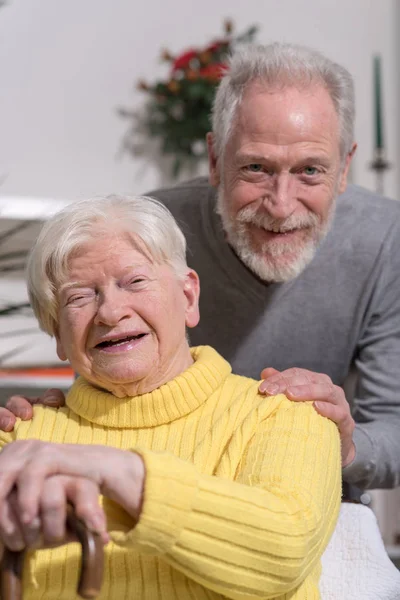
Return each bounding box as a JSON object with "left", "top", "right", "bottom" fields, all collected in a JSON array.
[
  {"left": 126, "top": 278, "right": 146, "bottom": 288},
  {"left": 66, "top": 294, "right": 88, "bottom": 306}
]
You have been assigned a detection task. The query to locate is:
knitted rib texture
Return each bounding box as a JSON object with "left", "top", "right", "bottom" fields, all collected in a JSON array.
[{"left": 0, "top": 346, "right": 341, "bottom": 599}]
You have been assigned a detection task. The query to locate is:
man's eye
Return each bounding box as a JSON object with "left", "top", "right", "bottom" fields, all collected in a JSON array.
[
  {"left": 302, "top": 166, "right": 318, "bottom": 176},
  {"left": 247, "top": 164, "right": 263, "bottom": 172}
]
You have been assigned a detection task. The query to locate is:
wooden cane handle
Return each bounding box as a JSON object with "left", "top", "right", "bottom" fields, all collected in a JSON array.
[
  {"left": 0, "top": 548, "right": 23, "bottom": 600},
  {"left": 66, "top": 504, "right": 104, "bottom": 598},
  {"left": 0, "top": 505, "right": 104, "bottom": 600}
]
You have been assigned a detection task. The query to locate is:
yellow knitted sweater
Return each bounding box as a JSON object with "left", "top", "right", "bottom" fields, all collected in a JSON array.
[{"left": 0, "top": 346, "right": 341, "bottom": 600}]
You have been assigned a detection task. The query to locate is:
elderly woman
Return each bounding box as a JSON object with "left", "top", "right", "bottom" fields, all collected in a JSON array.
[{"left": 0, "top": 195, "right": 341, "bottom": 600}]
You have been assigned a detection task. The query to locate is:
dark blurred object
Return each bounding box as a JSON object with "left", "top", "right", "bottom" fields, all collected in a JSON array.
[
  {"left": 369, "top": 55, "right": 391, "bottom": 195},
  {"left": 0, "top": 219, "right": 41, "bottom": 366}
]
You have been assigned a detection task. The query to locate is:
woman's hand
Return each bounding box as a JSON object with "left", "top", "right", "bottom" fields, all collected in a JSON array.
[
  {"left": 0, "top": 441, "right": 145, "bottom": 538},
  {"left": 0, "top": 474, "right": 108, "bottom": 554}
]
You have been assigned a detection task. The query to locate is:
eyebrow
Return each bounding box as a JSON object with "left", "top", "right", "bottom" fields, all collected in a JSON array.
[
  {"left": 58, "top": 264, "right": 154, "bottom": 294},
  {"left": 235, "top": 153, "right": 331, "bottom": 168},
  {"left": 58, "top": 281, "right": 90, "bottom": 294}
]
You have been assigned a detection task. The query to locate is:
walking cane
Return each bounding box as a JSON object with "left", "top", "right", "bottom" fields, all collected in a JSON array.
[{"left": 0, "top": 505, "right": 104, "bottom": 600}]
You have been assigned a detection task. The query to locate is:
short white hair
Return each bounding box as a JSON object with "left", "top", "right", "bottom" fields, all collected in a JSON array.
[
  {"left": 212, "top": 43, "right": 355, "bottom": 163},
  {"left": 27, "top": 195, "right": 188, "bottom": 336}
]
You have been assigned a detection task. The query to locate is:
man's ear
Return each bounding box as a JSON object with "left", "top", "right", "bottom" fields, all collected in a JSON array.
[
  {"left": 206, "top": 132, "right": 221, "bottom": 188},
  {"left": 338, "top": 142, "right": 357, "bottom": 194},
  {"left": 183, "top": 269, "right": 200, "bottom": 329},
  {"left": 56, "top": 335, "right": 68, "bottom": 362}
]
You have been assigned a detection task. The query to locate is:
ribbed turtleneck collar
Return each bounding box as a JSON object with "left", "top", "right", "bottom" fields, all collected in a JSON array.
[{"left": 66, "top": 346, "right": 231, "bottom": 428}]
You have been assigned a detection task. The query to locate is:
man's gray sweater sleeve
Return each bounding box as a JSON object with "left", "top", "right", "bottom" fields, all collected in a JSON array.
[{"left": 342, "top": 215, "right": 400, "bottom": 489}]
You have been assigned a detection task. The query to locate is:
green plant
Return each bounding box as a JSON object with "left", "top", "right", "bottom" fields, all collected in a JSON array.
[{"left": 119, "top": 20, "right": 258, "bottom": 178}]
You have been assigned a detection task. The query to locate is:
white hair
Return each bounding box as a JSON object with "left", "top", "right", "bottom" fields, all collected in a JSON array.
[
  {"left": 212, "top": 43, "right": 355, "bottom": 163},
  {"left": 27, "top": 195, "right": 188, "bottom": 336}
]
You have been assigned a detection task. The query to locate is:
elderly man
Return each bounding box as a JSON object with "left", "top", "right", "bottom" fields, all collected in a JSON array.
[{"left": 2, "top": 43, "right": 400, "bottom": 491}]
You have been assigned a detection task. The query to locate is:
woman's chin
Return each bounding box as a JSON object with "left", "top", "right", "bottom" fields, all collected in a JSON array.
[{"left": 87, "top": 363, "right": 154, "bottom": 395}]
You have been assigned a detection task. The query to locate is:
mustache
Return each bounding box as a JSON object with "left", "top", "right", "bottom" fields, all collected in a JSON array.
[{"left": 236, "top": 205, "right": 320, "bottom": 233}]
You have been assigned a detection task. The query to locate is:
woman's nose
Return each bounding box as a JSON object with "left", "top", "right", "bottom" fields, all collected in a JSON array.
[{"left": 93, "top": 288, "right": 133, "bottom": 326}]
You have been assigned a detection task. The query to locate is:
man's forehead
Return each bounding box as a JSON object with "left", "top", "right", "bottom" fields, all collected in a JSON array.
[
  {"left": 229, "top": 82, "right": 340, "bottom": 152},
  {"left": 238, "top": 81, "right": 337, "bottom": 122}
]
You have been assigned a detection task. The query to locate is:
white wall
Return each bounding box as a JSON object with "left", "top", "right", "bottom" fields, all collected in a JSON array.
[{"left": 0, "top": 0, "right": 398, "bottom": 201}]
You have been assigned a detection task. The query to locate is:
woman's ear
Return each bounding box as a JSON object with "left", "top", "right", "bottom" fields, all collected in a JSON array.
[{"left": 183, "top": 269, "right": 200, "bottom": 329}]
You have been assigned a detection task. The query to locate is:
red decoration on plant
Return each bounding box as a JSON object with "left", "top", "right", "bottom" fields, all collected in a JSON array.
[
  {"left": 118, "top": 20, "right": 259, "bottom": 178},
  {"left": 172, "top": 50, "right": 198, "bottom": 72}
]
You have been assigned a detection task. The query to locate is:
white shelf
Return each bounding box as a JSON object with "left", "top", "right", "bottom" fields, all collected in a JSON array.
[{"left": 0, "top": 376, "right": 73, "bottom": 388}]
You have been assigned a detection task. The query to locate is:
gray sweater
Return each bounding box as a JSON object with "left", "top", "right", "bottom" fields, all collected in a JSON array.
[{"left": 149, "top": 177, "right": 400, "bottom": 490}]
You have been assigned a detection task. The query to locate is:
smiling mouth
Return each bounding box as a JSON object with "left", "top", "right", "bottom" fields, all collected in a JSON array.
[
  {"left": 95, "top": 333, "right": 147, "bottom": 349},
  {"left": 251, "top": 225, "right": 300, "bottom": 237}
]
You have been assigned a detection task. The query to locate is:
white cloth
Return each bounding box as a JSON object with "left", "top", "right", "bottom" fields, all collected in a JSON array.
[{"left": 320, "top": 503, "right": 400, "bottom": 599}]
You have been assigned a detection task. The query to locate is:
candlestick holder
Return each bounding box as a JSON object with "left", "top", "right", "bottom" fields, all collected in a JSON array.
[{"left": 369, "top": 147, "right": 391, "bottom": 196}]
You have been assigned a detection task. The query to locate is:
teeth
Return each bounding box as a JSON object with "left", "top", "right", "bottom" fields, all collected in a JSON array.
[
  {"left": 267, "top": 226, "right": 294, "bottom": 233},
  {"left": 97, "top": 334, "right": 144, "bottom": 348},
  {"left": 112, "top": 336, "right": 133, "bottom": 345}
]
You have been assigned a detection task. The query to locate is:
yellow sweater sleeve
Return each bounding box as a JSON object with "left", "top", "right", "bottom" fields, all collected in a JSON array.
[
  {"left": 112, "top": 399, "right": 341, "bottom": 599},
  {"left": 0, "top": 428, "right": 14, "bottom": 448}
]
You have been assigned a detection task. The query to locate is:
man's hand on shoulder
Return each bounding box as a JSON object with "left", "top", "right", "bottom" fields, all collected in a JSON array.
[
  {"left": 0, "top": 389, "right": 66, "bottom": 432},
  {"left": 259, "top": 367, "right": 356, "bottom": 467}
]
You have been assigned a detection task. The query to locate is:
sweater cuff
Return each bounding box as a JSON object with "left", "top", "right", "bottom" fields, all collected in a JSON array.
[
  {"left": 342, "top": 425, "right": 376, "bottom": 487},
  {"left": 111, "top": 449, "right": 199, "bottom": 554}
]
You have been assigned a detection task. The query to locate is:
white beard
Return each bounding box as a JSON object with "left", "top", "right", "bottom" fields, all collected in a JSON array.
[{"left": 216, "top": 189, "right": 336, "bottom": 283}]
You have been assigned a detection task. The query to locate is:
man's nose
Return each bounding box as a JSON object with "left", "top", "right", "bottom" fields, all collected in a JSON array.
[
  {"left": 93, "top": 288, "right": 132, "bottom": 326},
  {"left": 263, "top": 173, "right": 297, "bottom": 219}
]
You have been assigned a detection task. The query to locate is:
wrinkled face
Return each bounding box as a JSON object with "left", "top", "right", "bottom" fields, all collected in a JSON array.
[
  {"left": 55, "top": 233, "right": 200, "bottom": 397},
  {"left": 209, "top": 83, "right": 355, "bottom": 282}
]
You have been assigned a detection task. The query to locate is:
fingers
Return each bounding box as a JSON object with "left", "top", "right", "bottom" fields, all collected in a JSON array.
[
  {"left": 41, "top": 388, "right": 66, "bottom": 408},
  {"left": 65, "top": 477, "right": 109, "bottom": 544},
  {"left": 259, "top": 367, "right": 280, "bottom": 380},
  {"left": 313, "top": 399, "right": 355, "bottom": 466},
  {"left": 313, "top": 398, "right": 355, "bottom": 431},
  {"left": 0, "top": 407, "right": 16, "bottom": 432},
  {"left": 0, "top": 440, "right": 40, "bottom": 512},
  {"left": 284, "top": 380, "right": 356, "bottom": 463},
  {"left": 0, "top": 476, "right": 108, "bottom": 552},
  {"left": 4, "top": 395, "right": 35, "bottom": 420},
  {"left": 0, "top": 388, "right": 65, "bottom": 433},
  {"left": 285, "top": 382, "right": 339, "bottom": 403},
  {"left": 39, "top": 476, "right": 108, "bottom": 545},
  {"left": 259, "top": 368, "right": 329, "bottom": 395},
  {"left": 0, "top": 490, "right": 26, "bottom": 551},
  {"left": 40, "top": 477, "right": 68, "bottom": 544},
  {"left": 6, "top": 443, "right": 104, "bottom": 526},
  {"left": 0, "top": 441, "right": 100, "bottom": 526},
  {"left": 259, "top": 368, "right": 355, "bottom": 468},
  {"left": 3, "top": 389, "right": 65, "bottom": 425},
  {"left": 38, "top": 476, "right": 108, "bottom": 546}
]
